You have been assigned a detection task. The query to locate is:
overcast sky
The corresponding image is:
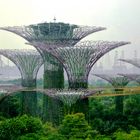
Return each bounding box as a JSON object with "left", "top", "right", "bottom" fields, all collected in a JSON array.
[{"left": 0, "top": 0, "right": 140, "bottom": 67}]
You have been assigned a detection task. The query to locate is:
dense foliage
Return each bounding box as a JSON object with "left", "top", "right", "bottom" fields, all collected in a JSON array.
[
  {"left": 1, "top": 81, "right": 140, "bottom": 139},
  {"left": 0, "top": 112, "right": 140, "bottom": 140}
]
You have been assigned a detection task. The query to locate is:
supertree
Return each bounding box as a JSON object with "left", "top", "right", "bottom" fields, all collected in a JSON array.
[
  {"left": 94, "top": 74, "right": 130, "bottom": 114},
  {"left": 119, "top": 59, "right": 140, "bottom": 84},
  {"left": 0, "top": 49, "right": 43, "bottom": 116},
  {"left": 118, "top": 74, "right": 140, "bottom": 85},
  {"left": 119, "top": 59, "right": 140, "bottom": 69}
]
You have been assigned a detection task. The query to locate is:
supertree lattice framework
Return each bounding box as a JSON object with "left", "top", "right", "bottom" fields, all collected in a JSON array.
[
  {"left": 94, "top": 74, "right": 130, "bottom": 88},
  {"left": 0, "top": 49, "right": 43, "bottom": 116},
  {"left": 0, "top": 24, "right": 106, "bottom": 43},
  {"left": 51, "top": 89, "right": 99, "bottom": 106},
  {"left": 118, "top": 73, "right": 140, "bottom": 85},
  {"left": 49, "top": 89, "right": 100, "bottom": 115},
  {"left": 0, "top": 49, "right": 43, "bottom": 87},
  {"left": 0, "top": 23, "right": 106, "bottom": 88},
  {"left": 0, "top": 23, "right": 106, "bottom": 124},
  {"left": 30, "top": 41, "right": 130, "bottom": 89},
  {"left": 94, "top": 74, "right": 130, "bottom": 114},
  {"left": 119, "top": 58, "right": 140, "bottom": 69}
]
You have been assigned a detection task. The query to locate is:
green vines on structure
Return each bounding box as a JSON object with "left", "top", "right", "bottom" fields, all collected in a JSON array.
[
  {"left": 112, "top": 77, "right": 129, "bottom": 114},
  {"left": 30, "top": 22, "right": 78, "bottom": 41},
  {"left": 42, "top": 60, "right": 64, "bottom": 125},
  {"left": 43, "top": 52, "right": 64, "bottom": 89},
  {"left": 69, "top": 81, "right": 88, "bottom": 89},
  {"left": 114, "top": 88, "right": 124, "bottom": 114},
  {"left": 44, "top": 68, "right": 64, "bottom": 89},
  {"left": 20, "top": 91, "right": 37, "bottom": 117},
  {"left": 21, "top": 78, "right": 37, "bottom": 117},
  {"left": 21, "top": 78, "right": 36, "bottom": 88},
  {"left": 57, "top": 91, "right": 89, "bottom": 121},
  {"left": 42, "top": 95, "right": 64, "bottom": 126},
  {"left": 74, "top": 98, "right": 89, "bottom": 120},
  {"left": 55, "top": 91, "right": 82, "bottom": 115}
]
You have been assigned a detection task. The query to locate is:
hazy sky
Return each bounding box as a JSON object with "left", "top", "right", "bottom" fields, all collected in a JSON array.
[{"left": 0, "top": 0, "right": 140, "bottom": 67}]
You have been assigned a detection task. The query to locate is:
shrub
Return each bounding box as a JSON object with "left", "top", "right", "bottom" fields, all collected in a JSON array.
[
  {"left": 0, "top": 115, "right": 43, "bottom": 140},
  {"left": 59, "top": 113, "right": 93, "bottom": 139}
]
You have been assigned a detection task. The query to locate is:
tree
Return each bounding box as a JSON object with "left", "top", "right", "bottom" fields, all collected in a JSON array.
[
  {"left": 59, "top": 113, "right": 93, "bottom": 139},
  {"left": 0, "top": 115, "right": 43, "bottom": 140}
]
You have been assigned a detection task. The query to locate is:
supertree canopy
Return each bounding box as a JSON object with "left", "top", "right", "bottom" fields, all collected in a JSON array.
[
  {"left": 94, "top": 74, "right": 130, "bottom": 114},
  {"left": 30, "top": 41, "right": 130, "bottom": 89},
  {"left": 0, "top": 23, "right": 106, "bottom": 43},
  {"left": 94, "top": 74, "right": 130, "bottom": 88},
  {"left": 0, "top": 49, "right": 43, "bottom": 116},
  {"left": 0, "top": 49, "right": 43, "bottom": 87},
  {"left": 49, "top": 89, "right": 100, "bottom": 115},
  {"left": 0, "top": 23, "right": 106, "bottom": 88},
  {"left": 118, "top": 74, "right": 140, "bottom": 85},
  {"left": 119, "top": 58, "right": 140, "bottom": 69}
]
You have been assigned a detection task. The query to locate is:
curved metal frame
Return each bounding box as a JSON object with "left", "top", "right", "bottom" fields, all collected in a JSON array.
[
  {"left": 0, "top": 24, "right": 106, "bottom": 42},
  {"left": 0, "top": 24, "right": 106, "bottom": 70},
  {"left": 94, "top": 74, "right": 130, "bottom": 88},
  {"left": 29, "top": 41, "right": 130, "bottom": 88},
  {"left": 119, "top": 58, "right": 140, "bottom": 69},
  {"left": 0, "top": 49, "right": 43, "bottom": 87},
  {"left": 118, "top": 73, "right": 140, "bottom": 85}
]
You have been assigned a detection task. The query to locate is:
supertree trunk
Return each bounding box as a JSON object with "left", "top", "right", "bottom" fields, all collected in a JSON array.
[
  {"left": 20, "top": 78, "right": 37, "bottom": 117},
  {"left": 42, "top": 61, "right": 64, "bottom": 125},
  {"left": 20, "top": 91, "right": 37, "bottom": 116},
  {"left": 69, "top": 81, "right": 88, "bottom": 89},
  {"left": 42, "top": 95, "right": 64, "bottom": 125},
  {"left": 43, "top": 64, "right": 64, "bottom": 89},
  {"left": 68, "top": 80, "right": 89, "bottom": 120},
  {"left": 74, "top": 98, "right": 89, "bottom": 120},
  {"left": 114, "top": 88, "right": 124, "bottom": 114}
]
